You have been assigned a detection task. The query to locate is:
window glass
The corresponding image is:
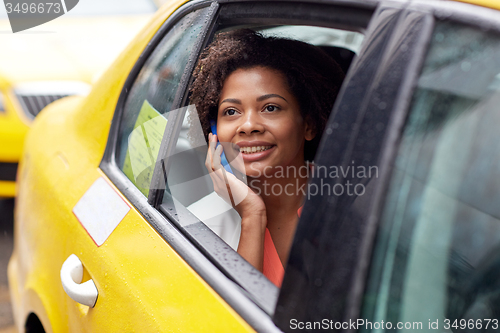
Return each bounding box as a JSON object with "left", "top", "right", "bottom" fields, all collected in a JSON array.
[
  {"left": 260, "top": 26, "right": 364, "bottom": 53},
  {"left": 361, "top": 21, "right": 500, "bottom": 331},
  {"left": 117, "top": 7, "right": 209, "bottom": 197},
  {"left": 161, "top": 24, "right": 363, "bottom": 261},
  {"left": 163, "top": 107, "right": 243, "bottom": 249}
]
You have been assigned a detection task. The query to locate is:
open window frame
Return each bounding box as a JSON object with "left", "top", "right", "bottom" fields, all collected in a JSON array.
[
  {"left": 351, "top": 2, "right": 500, "bottom": 333},
  {"left": 101, "top": 0, "right": 376, "bottom": 330}
]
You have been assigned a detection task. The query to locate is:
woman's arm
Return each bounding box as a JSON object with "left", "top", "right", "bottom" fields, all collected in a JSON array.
[
  {"left": 206, "top": 133, "right": 267, "bottom": 271},
  {"left": 237, "top": 208, "right": 267, "bottom": 271}
]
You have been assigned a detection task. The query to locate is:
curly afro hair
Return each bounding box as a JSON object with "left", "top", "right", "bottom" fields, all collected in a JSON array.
[{"left": 190, "top": 29, "right": 345, "bottom": 161}]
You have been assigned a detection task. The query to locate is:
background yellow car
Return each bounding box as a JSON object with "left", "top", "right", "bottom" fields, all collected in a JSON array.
[
  {"left": 0, "top": 0, "right": 157, "bottom": 197},
  {"left": 9, "top": 0, "right": 500, "bottom": 332}
]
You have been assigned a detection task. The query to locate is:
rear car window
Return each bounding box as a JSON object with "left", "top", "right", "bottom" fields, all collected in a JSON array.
[
  {"left": 161, "top": 23, "right": 364, "bottom": 269},
  {"left": 361, "top": 20, "right": 500, "bottom": 331}
]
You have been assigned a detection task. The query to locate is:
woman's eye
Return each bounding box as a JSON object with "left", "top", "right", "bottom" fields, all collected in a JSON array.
[
  {"left": 265, "top": 105, "right": 279, "bottom": 112},
  {"left": 224, "top": 109, "right": 237, "bottom": 116}
]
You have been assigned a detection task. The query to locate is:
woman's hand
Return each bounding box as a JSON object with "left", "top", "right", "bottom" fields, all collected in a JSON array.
[
  {"left": 205, "top": 133, "right": 265, "bottom": 216},
  {"left": 206, "top": 133, "right": 267, "bottom": 270}
]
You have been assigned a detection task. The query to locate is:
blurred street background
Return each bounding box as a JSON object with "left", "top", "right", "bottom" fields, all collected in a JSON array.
[
  {"left": 0, "top": 199, "right": 14, "bottom": 333},
  {"left": 0, "top": 1, "right": 161, "bottom": 331}
]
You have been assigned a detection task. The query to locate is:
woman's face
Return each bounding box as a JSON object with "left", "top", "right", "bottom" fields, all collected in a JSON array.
[{"left": 217, "top": 66, "right": 314, "bottom": 178}]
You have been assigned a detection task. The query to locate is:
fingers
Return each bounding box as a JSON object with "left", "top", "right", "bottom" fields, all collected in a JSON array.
[
  {"left": 212, "top": 146, "right": 235, "bottom": 204},
  {"left": 204, "top": 134, "right": 211, "bottom": 170},
  {"left": 205, "top": 133, "right": 231, "bottom": 201},
  {"left": 205, "top": 133, "right": 217, "bottom": 171},
  {"left": 213, "top": 145, "right": 223, "bottom": 172},
  {"left": 205, "top": 133, "right": 250, "bottom": 208},
  {"left": 205, "top": 133, "right": 225, "bottom": 177}
]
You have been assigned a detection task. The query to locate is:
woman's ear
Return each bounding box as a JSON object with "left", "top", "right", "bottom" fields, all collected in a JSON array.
[{"left": 304, "top": 119, "right": 316, "bottom": 141}]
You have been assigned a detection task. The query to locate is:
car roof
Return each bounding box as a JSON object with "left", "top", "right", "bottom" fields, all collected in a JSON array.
[{"left": 455, "top": 0, "right": 500, "bottom": 11}]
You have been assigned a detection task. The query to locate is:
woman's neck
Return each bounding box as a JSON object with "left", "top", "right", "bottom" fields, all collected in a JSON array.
[{"left": 251, "top": 163, "right": 310, "bottom": 266}]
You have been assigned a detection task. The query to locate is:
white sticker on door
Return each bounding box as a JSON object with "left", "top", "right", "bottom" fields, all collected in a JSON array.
[{"left": 73, "top": 177, "right": 130, "bottom": 246}]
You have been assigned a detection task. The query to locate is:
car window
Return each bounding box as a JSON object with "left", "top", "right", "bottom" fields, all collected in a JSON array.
[
  {"left": 161, "top": 23, "right": 364, "bottom": 276},
  {"left": 116, "top": 7, "right": 210, "bottom": 197},
  {"left": 260, "top": 25, "right": 364, "bottom": 53},
  {"left": 361, "top": 20, "right": 500, "bottom": 331},
  {"left": 101, "top": 1, "right": 376, "bottom": 325}
]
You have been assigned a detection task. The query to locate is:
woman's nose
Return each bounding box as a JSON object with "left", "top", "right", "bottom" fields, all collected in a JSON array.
[{"left": 237, "top": 110, "right": 265, "bottom": 134}]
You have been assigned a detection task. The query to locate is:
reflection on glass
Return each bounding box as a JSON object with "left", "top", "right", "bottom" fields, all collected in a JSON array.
[
  {"left": 117, "top": 8, "right": 209, "bottom": 196},
  {"left": 361, "top": 21, "right": 500, "bottom": 332},
  {"left": 122, "top": 100, "right": 167, "bottom": 196},
  {"left": 162, "top": 107, "right": 245, "bottom": 250}
]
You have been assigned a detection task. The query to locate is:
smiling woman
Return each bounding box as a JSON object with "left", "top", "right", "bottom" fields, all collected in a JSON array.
[{"left": 189, "top": 29, "right": 345, "bottom": 286}]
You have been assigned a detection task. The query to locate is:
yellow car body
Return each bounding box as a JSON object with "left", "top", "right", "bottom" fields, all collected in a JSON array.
[
  {"left": 8, "top": 1, "right": 252, "bottom": 331},
  {"left": 9, "top": 0, "right": 500, "bottom": 332},
  {"left": 0, "top": 77, "right": 29, "bottom": 196},
  {"left": 0, "top": 7, "right": 154, "bottom": 197},
  {"left": 457, "top": 0, "right": 500, "bottom": 10}
]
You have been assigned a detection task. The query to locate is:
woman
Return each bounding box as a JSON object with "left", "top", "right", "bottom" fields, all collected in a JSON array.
[{"left": 190, "top": 29, "right": 344, "bottom": 286}]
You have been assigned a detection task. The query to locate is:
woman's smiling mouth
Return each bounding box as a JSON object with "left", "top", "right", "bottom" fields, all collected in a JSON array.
[
  {"left": 235, "top": 142, "right": 276, "bottom": 162},
  {"left": 240, "top": 145, "right": 273, "bottom": 154}
]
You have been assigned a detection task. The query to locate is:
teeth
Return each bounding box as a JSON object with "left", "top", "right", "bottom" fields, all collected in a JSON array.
[{"left": 240, "top": 146, "right": 272, "bottom": 154}]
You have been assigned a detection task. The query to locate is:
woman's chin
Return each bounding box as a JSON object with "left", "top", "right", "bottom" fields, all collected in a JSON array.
[{"left": 243, "top": 161, "right": 276, "bottom": 179}]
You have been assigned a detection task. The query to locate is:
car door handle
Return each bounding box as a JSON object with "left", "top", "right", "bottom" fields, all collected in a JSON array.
[{"left": 60, "top": 254, "right": 98, "bottom": 307}]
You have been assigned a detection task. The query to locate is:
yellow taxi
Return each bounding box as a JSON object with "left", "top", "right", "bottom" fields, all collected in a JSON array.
[
  {"left": 0, "top": 0, "right": 157, "bottom": 197},
  {"left": 9, "top": 0, "right": 500, "bottom": 331}
]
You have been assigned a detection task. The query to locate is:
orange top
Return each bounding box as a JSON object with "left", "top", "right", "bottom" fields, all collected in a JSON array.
[
  {"left": 263, "top": 228, "right": 285, "bottom": 287},
  {"left": 262, "top": 207, "right": 303, "bottom": 287}
]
